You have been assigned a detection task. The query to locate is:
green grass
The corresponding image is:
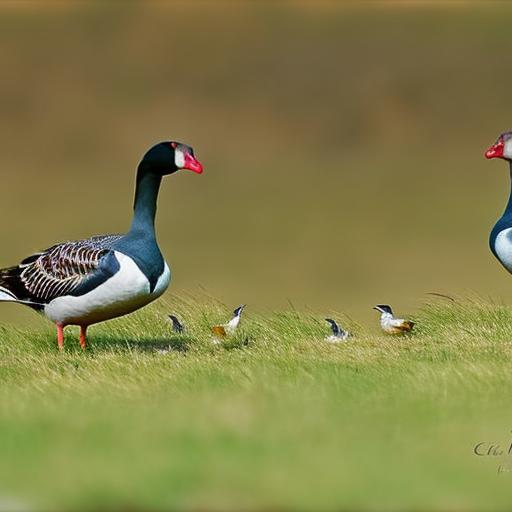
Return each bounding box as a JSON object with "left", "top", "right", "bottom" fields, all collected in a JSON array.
[{"left": 1, "top": 296, "right": 512, "bottom": 510}]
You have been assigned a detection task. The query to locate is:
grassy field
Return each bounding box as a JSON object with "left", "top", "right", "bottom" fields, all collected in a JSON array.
[{"left": 1, "top": 296, "right": 512, "bottom": 509}]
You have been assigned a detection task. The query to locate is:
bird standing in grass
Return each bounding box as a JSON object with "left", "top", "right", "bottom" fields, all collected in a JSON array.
[
  {"left": 211, "top": 304, "right": 245, "bottom": 342},
  {"left": 373, "top": 305, "right": 414, "bottom": 334},
  {"left": 0, "top": 141, "right": 203, "bottom": 350},
  {"left": 324, "top": 318, "right": 350, "bottom": 342},
  {"left": 168, "top": 315, "right": 184, "bottom": 334}
]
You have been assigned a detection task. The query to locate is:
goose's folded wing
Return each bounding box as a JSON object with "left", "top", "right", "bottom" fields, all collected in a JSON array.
[{"left": 0, "top": 235, "right": 123, "bottom": 305}]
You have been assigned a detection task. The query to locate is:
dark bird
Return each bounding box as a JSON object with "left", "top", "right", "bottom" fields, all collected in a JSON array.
[
  {"left": 168, "top": 315, "right": 184, "bottom": 333},
  {"left": 0, "top": 141, "right": 203, "bottom": 350},
  {"left": 325, "top": 318, "right": 350, "bottom": 342}
]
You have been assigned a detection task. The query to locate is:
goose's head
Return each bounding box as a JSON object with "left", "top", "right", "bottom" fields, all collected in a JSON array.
[
  {"left": 485, "top": 132, "right": 512, "bottom": 161},
  {"left": 140, "top": 141, "right": 203, "bottom": 175}
]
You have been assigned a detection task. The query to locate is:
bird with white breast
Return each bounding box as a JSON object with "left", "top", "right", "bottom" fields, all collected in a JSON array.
[
  {"left": 373, "top": 305, "right": 414, "bottom": 334},
  {"left": 211, "top": 304, "right": 246, "bottom": 343},
  {"left": 0, "top": 141, "right": 203, "bottom": 350}
]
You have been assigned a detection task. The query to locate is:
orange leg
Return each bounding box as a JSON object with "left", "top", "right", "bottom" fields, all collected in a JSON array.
[
  {"left": 79, "top": 325, "right": 88, "bottom": 351},
  {"left": 57, "top": 323, "right": 64, "bottom": 350}
]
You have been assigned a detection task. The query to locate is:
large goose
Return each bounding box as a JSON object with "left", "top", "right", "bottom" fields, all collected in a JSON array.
[
  {"left": 0, "top": 141, "right": 203, "bottom": 350},
  {"left": 485, "top": 132, "right": 512, "bottom": 274}
]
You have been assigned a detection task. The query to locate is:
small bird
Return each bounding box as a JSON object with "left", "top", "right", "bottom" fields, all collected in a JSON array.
[
  {"left": 211, "top": 304, "right": 245, "bottom": 342},
  {"left": 168, "top": 315, "right": 184, "bottom": 333},
  {"left": 373, "top": 305, "right": 414, "bottom": 334},
  {"left": 325, "top": 318, "right": 350, "bottom": 342},
  {"left": 0, "top": 141, "right": 203, "bottom": 350}
]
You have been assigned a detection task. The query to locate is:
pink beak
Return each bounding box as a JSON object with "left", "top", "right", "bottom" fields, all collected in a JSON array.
[
  {"left": 485, "top": 140, "right": 505, "bottom": 159},
  {"left": 183, "top": 152, "right": 203, "bottom": 174}
]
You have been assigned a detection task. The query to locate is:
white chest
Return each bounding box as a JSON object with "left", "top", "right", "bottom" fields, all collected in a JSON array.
[
  {"left": 494, "top": 228, "right": 512, "bottom": 273},
  {"left": 225, "top": 315, "right": 240, "bottom": 334},
  {"left": 380, "top": 313, "right": 394, "bottom": 330},
  {"left": 45, "top": 251, "right": 171, "bottom": 326},
  {"left": 380, "top": 314, "right": 404, "bottom": 333}
]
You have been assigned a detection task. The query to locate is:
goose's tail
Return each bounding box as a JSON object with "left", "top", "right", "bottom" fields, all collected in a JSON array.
[
  {"left": 0, "top": 266, "right": 21, "bottom": 302},
  {"left": 0, "top": 288, "right": 17, "bottom": 302},
  {"left": 0, "top": 265, "right": 42, "bottom": 309}
]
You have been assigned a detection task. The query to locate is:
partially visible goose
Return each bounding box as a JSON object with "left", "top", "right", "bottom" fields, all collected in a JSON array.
[
  {"left": 485, "top": 131, "right": 512, "bottom": 274},
  {"left": 0, "top": 141, "right": 203, "bottom": 350}
]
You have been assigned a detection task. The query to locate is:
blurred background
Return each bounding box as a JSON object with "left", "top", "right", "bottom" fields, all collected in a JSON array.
[{"left": 0, "top": 0, "right": 510, "bottom": 326}]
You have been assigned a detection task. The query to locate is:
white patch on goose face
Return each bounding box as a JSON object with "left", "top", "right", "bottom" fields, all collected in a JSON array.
[
  {"left": 174, "top": 148, "right": 185, "bottom": 169},
  {"left": 494, "top": 228, "right": 512, "bottom": 273},
  {"left": 44, "top": 252, "right": 171, "bottom": 326},
  {"left": 504, "top": 139, "right": 512, "bottom": 160}
]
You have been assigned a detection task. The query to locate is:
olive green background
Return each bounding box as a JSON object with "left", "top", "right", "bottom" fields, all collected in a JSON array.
[{"left": 0, "top": 1, "right": 508, "bottom": 323}]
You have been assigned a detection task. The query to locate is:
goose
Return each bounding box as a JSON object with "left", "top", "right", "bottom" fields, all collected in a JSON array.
[
  {"left": 168, "top": 314, "right": 184, "bottom": 334},
  {"left": 485, "top": 131, "right": 512, "bottom": 274},
  {"left": 211, "top": 304, "right": 245, "bottom": 342},
  {"left": 0, "top": 141, "right": 203, "bottom": 350},
  {"left": 324, "top": 318, "right": 350, "bottom": 342},
  {"left": 373, "top": 305, "right": 414, "bottom": 334}
]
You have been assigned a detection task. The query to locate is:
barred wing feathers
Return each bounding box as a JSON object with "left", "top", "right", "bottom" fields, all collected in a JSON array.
[{"left": 0, "top": 235, "right": 123, "bottom": 306}]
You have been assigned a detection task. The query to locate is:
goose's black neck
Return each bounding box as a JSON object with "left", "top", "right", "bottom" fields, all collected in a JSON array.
[
  {"left": 111, "top": 162, "right": 165, "bottom": 292},
  {"left": 129, "top": 163, "right": 162, "bottom": 237}
]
